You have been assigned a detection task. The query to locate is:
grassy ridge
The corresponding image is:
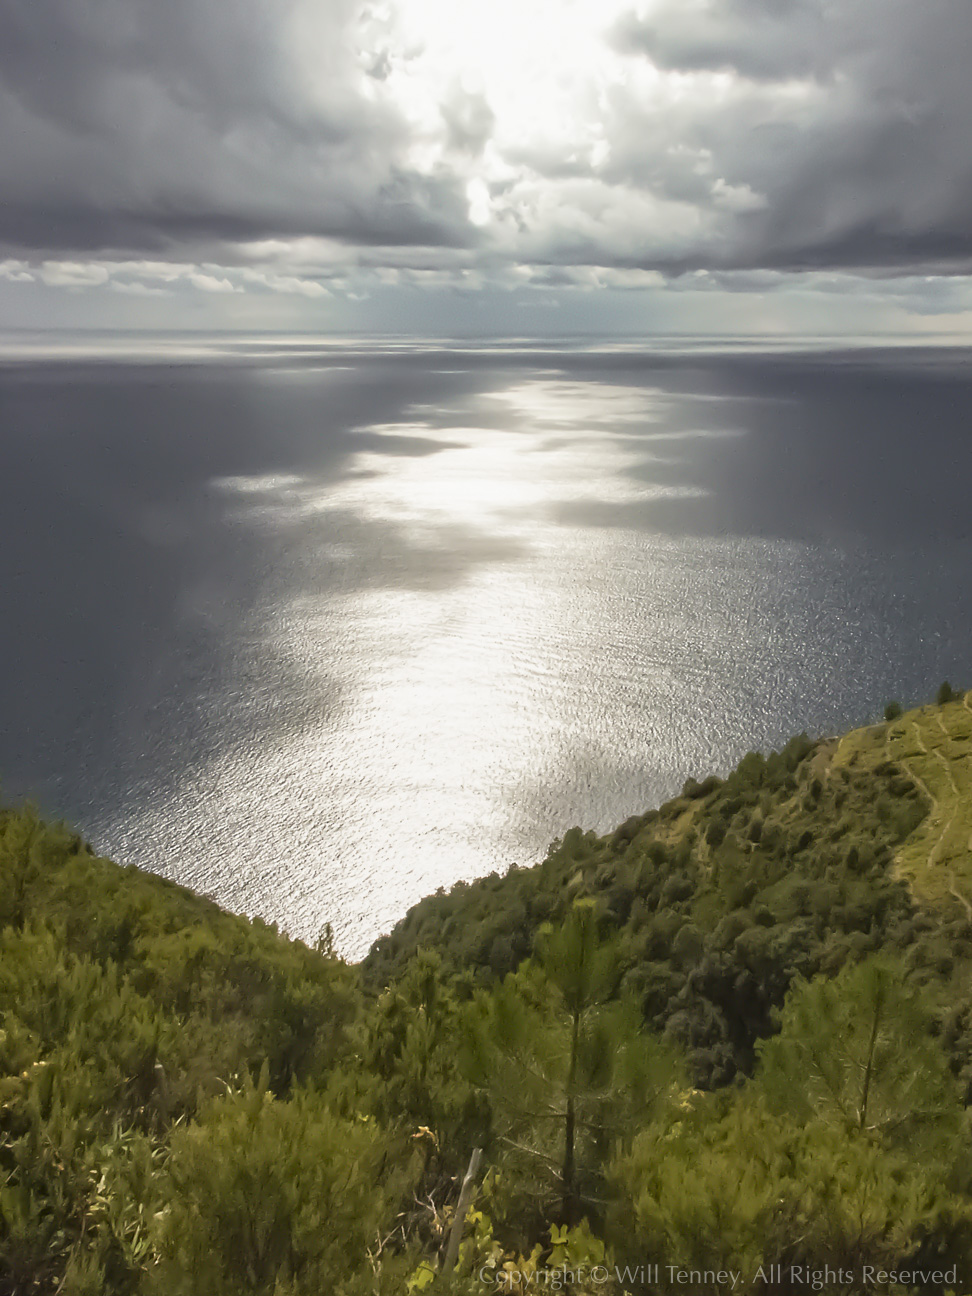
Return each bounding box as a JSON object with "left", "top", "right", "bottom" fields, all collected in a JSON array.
[{"left": 835, "top": 692, "right": 972, "bottom": 906}]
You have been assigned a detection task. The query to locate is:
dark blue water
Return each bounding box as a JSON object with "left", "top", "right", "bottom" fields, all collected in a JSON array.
[{"left": 2, "top": 340, "right": 971, "bottom": 954}]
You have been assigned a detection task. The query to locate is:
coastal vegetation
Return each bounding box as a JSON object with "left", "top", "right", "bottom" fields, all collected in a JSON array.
[{"left": 3, "top": 688, "right": 972, "bottom": 1293}]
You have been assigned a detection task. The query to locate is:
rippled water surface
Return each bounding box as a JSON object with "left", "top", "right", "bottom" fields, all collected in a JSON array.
[{"left": 3, "top": 342, "right": 972, "bottom": 956}]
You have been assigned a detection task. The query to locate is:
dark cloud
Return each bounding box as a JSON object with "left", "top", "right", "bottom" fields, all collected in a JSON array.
[
  {"left": 611, "top": 0, "right": 834, "bottom": 83},
  {"left": 1, "top": 0, "right": 971, "bottom": 282},
  {"left": 0, "top": 0, "right": 473, "bottom": 255},
  {"left": 606, "top": 0, "right": 972, "bottom": 272}
]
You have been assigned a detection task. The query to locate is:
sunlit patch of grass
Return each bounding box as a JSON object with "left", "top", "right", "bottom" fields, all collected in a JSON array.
[{"left": 835, "top": 695, "right": 972, "bottom": 904}]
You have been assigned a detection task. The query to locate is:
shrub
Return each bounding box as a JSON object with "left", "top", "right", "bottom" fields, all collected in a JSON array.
[
  {"left": 149, "top": 1080, "right": 405, "bottom": 1296},
  {"left": 610, "top": 1088, "right": 972, "bottom": 1288}
]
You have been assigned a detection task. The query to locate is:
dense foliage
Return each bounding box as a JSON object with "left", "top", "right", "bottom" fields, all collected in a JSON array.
[
  {"left": 4, "top": 690, "right": 972, "bottom": 1293},
  {"left": 366, "top": 725, "right": 951, "bottom": 1090}
]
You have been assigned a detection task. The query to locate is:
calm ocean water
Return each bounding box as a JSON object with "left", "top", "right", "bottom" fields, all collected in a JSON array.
[{"left": 2, "top": 339, "right": 972, "bottom": 956}]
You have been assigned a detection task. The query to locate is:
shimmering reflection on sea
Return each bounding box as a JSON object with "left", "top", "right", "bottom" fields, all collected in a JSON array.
[{"left": 3, "top": 345, "right": 972, "bottom": 956}]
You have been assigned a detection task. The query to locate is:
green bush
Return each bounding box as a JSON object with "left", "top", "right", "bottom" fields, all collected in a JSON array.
[
  {"left": 149, "top": 1079, "right": 406, "bottom": 1296},
  {"left": 611, "top": 1088, "right": 972, "bottom": 1288}
]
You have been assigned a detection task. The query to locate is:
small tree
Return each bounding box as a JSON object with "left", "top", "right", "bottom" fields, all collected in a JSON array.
[
  {"left": 611, "top": 960, "right": 972, "bottom": 1285},
  {"left": 883, "top": 700, "right": 903, "bottom": 722},
  {"left": 756, "top": 956, "right": 963, "bottom": 1158},
  {"left": 611, "top": 1086, "right": 972, "bottom": 1287},
  {"left": 937, "top": 680, "right": 956, "bottom": 705},
  {"left": 463, "top": 904, "right": 681, "bottom": 1226}
]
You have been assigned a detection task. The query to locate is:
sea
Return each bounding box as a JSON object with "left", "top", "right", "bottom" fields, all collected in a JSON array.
[{"left": 2, "top": 335, "right": 971, "bottom": 957}]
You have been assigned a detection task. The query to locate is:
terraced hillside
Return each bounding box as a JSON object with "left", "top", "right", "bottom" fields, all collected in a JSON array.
[{"left": 834, "top": 692, "right": 972, "bottom": 909}]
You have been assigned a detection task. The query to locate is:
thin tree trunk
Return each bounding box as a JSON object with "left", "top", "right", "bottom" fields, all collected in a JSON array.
[
  {"left": 442, "top": 1147, "right": 483, "bottom": 1276},
  {"left": 561, "top": 1007, "right": 581, "bottom": 1225},
  {"left": 858, "top": 982, "right": 886, "bottom": 1131}
]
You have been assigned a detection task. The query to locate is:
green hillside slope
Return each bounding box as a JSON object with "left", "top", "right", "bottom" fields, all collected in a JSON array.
[
  {"left": 366, "top": 696, "right": 972, "bottom": 1090},
  {"left": 5, "top": 691, "right": 972, "bottom": 1294},
  {"left": 834, "top": 690, "right": 972, "bottom": 907}
]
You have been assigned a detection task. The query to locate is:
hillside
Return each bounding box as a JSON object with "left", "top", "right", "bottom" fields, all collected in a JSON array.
[
  {"left": 366, "top": 690, "right": 972, "bottom": 1090},
  {"left": 834, "top": 691, "right": 972, "bottom": 907},
  {"left": 4, "top": 689, "right": 972, "bottom": 1293}
]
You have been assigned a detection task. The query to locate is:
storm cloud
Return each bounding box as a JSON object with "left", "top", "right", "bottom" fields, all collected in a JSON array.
[
  {"left": 0, "top": 0, "right": 472, "bottom": 255},
  {"left": 0, "top": 0, "right": 971, "bottom": 298},
  {"left": 606, "top": 0, "right": 972, "bottom": 272}
]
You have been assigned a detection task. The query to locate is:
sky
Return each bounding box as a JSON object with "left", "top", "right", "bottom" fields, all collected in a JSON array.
[{"left": 2, "top": 0, "right": 972, "bottom": 337}]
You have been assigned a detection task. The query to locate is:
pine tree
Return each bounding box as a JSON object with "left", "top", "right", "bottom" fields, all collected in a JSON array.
[
  {"left": 756, "top": 955, "right": 963, "bottom": 1159},
  {"left": 463, "top": 903, "right": 681, "bottom": 1226}
]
